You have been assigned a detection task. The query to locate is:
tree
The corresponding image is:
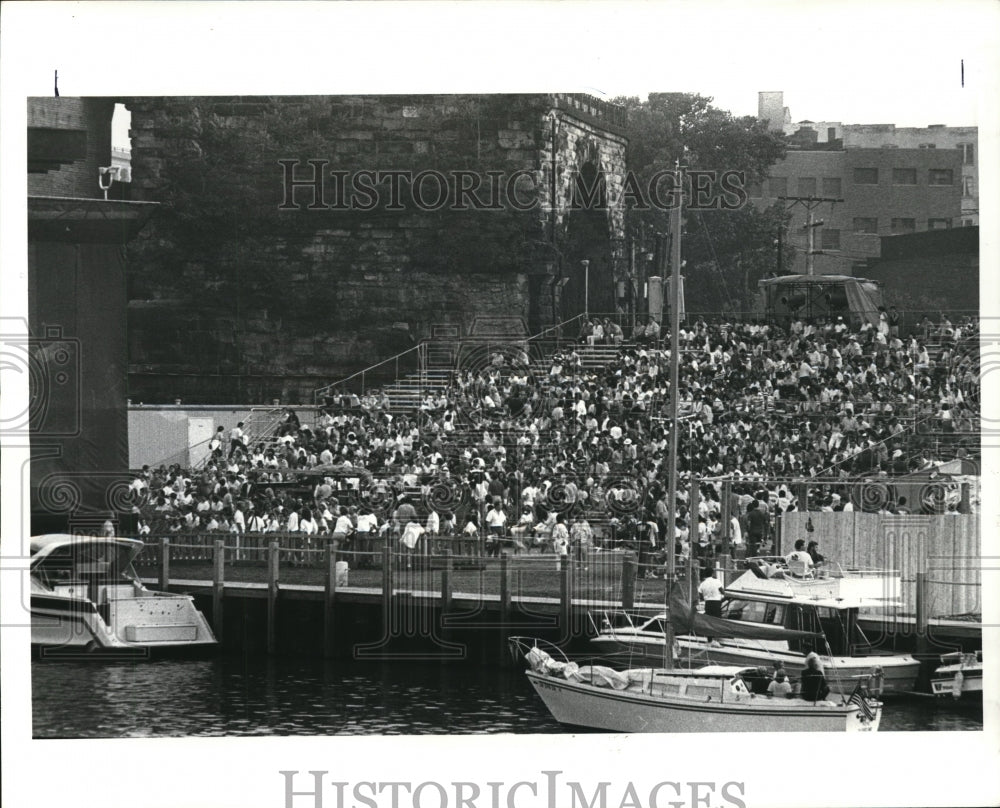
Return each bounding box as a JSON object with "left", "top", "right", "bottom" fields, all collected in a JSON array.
[{"left": 613, "top": 93, "right": 792, "bottom": 314}]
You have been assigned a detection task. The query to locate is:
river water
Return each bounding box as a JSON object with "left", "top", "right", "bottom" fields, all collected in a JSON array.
[{"left": 32, "top": 656, "right": 982, "bottom": 738}]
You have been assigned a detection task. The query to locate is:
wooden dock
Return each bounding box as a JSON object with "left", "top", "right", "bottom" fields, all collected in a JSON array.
[{"left": 138, "top": 538, "right": 661, "bottom": 662}]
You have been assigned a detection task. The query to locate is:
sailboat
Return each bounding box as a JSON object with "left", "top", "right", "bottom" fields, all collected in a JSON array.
[{"left": 513, "top": 164, "right": 883, "bottom": 732}]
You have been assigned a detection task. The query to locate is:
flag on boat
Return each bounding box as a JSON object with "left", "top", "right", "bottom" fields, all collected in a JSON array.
[{"left": 847, "top": 686, "right": 876, "bottom": 721}]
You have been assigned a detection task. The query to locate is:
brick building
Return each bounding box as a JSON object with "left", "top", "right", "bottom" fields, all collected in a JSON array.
[{"left": 754, "top": 92, "right": 967, "bottom": 277}]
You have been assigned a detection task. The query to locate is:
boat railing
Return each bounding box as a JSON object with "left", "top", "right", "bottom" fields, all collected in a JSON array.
[
  {"left": 587, "top": 607, "right": 662, "bottom": 637},
  {"left": 742, "top": 557, "right": 900, "bottom": 583}
]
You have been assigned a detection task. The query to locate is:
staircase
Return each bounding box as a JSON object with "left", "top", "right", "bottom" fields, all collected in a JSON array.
[{"left": 378, "top": 368, "right": 454, "bottom": 411}]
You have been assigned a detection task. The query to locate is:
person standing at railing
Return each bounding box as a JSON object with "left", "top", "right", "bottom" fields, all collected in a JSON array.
[
  {"left": 485, "top": 499, "right": 508, "bottom": 557},
  {"left": 570, "top": 513, "right": 593, "bottom": 570},
  {"left": 246, "top": 509, "right": 267, "bottom": 534}
]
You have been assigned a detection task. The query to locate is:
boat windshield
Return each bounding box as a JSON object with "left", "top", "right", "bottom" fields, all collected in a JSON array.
[
  {"left": 783, "top": 604, "right": 871, "bottom": 656},
  {"left": 33, "top": 542, "right": 138, "bottom": 587}
]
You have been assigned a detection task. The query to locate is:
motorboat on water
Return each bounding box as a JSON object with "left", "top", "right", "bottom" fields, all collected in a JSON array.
[
  {"left": 31, "top": 534, "right": 217, "bottom": 654},
  {"left": 591, "top": 561, "right": 921, "bottom": 696},
  {"left": 930, "top": 650, "right": 983, "bottom": 699},
  {"left": 510, "top": 636, "right": 882, "bottom": 733}
]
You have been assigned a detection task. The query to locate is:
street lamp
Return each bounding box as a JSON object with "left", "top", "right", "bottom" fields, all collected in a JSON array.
[{"left": 581, "top": 259, "right": 590, "bottom": 318}]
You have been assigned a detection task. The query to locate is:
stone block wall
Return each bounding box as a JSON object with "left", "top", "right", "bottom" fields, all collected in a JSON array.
[{"left": 123, "top": 94, "right": 627, "bottom": 404}]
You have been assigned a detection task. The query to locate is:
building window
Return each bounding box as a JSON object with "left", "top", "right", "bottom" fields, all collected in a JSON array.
[
  {"left": 892, "top": 168, "right": 917, "bottom": 185},
  {"left": 962, "top": 176, "right": 975, "bottom": 196},
  {"left": 769, "top": 177, "right": 788, "bottom": 197},
  {"left": 853, "top": 217, "right": 878, "bottom": 234},
  {"left": 919, "top": 143, "right": 937, "bottom": 149},
  {"left": 798, "top": 177, "right": 817, "bottom": 196},
  {"left": 891, "top": 218, "right": 916, "bottom": 233},
  {"left": 963, "top": 218, "right": 975, "bottom": 227},
  {"left": 821, "top": 229, "right": 840, "bottom": 250},
  {"left": 928, "top": 218, "right": 952, "bottom": 230},
  {"left": 959, "top": 143, "right": 975, "bottom": 165},
  {"left": 929, "top": 169, "right": 954, "bottom": 185},
  {"left": 747, "top": 181, "right": 762, "bottom": 198},
  {"left": 822, "top": 177, "right": 842, "bottom": 197},
  {"left": 853, "top": 168, "right": 878, "bottom": 185}
]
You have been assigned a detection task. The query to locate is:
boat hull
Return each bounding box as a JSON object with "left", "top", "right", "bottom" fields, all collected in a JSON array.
[
  {"left": 592, "top": 635, "right": 919, "bottom": 696},
  {"left": 930, "top": 666, "right": 983, "bottom": 699},
  {"left": 526, "top": 670, "right": 880, "bottom": 733},
  {"left": 31, "top": 592, "right": 217, "bottom": 654}
]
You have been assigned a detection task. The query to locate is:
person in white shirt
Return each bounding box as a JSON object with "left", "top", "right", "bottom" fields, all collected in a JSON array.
[
  {"left": 551, "top": 516, "right": 569, "bottom": 559},
  {"left": 767, "top": 672, "right": 793, "bottom": 698},
  {"left": 785, "top": 539, "right": 814, "bottom": 577},
  {"left": 228, "top": 422, "right": 245, "bottom": 458},
  {"left": 400, "top": 521, "right": 425, "bottom": 567},
  {"left": 485, "top": 501, "right": 508, "bottom": 556}
]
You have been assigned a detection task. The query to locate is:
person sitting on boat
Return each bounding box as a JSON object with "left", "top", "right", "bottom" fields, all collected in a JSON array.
[
  {"left": 807, "top": 540, "right": 825, "bottom": 567},
  {"left": 767, "top": 672, "right": 793, "bottom": 698},
  {"left": 784, "top": 539, "right": 814, "bottom": 577},
  {"left": 800, "top": 652, "right": 831, "bottom": 702}
]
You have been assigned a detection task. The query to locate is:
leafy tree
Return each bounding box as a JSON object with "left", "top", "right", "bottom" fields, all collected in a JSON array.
[{"left": 613, "top": 93, "right": 792, "bottom": 314}]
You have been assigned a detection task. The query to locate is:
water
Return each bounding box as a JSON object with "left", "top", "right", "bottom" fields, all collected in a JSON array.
[{"left": 32, "top": 656, "right": 982, "bottom": 738}]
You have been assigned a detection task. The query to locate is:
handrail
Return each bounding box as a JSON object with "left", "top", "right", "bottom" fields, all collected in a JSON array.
[
  {"left": 524, "top": 313, "right": 587, "bottom": 345},
  {"left": 313, "top": 343, "right": 426, "bottom": 402}
]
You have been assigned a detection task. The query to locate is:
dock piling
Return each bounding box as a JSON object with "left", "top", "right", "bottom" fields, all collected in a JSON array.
[
  {"left": 915, "top": 570, "right": 929, "bottom": 654},
  {"left": 382, "top": 543, "right": 392, "bottom": 625},
  {"left": 323, "top": 541, "right": 338, "bottom": 659},
  {"left": 158, "top": 537, "right": 170, "bottom": 593},
  {"left": 559, "top": 556, "right": 571, "bottom": 637},
  {"left": 621, "top": 551, "right": 636, "bottom": 610},
  {"left": 267, "top": 541, "right": 279, "bottom": 655},
  {"left": 212, "top": 539, "right": 224, "bottom": 641}
]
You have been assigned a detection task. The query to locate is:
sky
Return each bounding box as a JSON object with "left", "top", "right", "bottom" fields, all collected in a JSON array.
[{"left": 93, "top": 1, "right": 987, "bottom": 153}]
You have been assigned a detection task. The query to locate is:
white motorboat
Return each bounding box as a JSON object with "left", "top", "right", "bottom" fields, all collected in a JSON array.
[
  {"left": 591, "top": 563, "right": 920, "bottom": 696},
  {"left": 930, "top": 650, "right": 983, "bottom": 699},
  {"left": 512, "top": 637, "right": 882, "bottom": 733},
  {"left": 31, "top": 534, "right": 217, "bottom": 654}
]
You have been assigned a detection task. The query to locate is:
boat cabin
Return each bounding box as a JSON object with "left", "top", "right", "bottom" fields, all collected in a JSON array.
[{"left": 719, "top": 597, "right": 875, "bottom": 658}]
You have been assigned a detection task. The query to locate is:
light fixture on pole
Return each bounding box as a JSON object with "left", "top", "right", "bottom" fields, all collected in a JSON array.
[{"left": 581, "top": 259, "right": 590, "bottom": 318}]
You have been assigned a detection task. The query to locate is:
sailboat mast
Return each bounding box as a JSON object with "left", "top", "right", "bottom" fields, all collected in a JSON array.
[{"left": 663, "top": 161, "right": 684, "bottom": 669}]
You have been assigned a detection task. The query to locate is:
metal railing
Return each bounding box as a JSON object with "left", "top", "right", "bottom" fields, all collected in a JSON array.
[{"left": 313, "top": 343, "right": 427, "bottom": 403}]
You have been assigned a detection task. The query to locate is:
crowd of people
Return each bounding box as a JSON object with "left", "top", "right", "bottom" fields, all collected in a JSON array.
[{"left": 129, "top": 310, "right": 979, "bottom": 567}]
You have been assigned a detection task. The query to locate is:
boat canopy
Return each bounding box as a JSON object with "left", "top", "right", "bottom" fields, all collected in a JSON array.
[
  {"left": 30, "top": 534, "right": 144, "bottom": 565},
  {"left": 668, "top": 584, "right": 821, "bottom": 641}
]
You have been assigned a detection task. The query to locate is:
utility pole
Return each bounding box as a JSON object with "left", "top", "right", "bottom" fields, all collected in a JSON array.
[
  {"left": 804, "top": 208, "right": 824, "bottom": 276},
  {"left": 778, "top": 195, "right": 843, "bottom": 275}
]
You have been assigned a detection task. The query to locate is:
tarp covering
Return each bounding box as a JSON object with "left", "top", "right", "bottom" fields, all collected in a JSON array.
[
  {"left": 758, "top": 274, "right": 884, "bottom": 325},
  {"left": 843, "top": 278, "right": 881, "bottom": 328},
  {"left": 668, "top": 583, "right": 821, "bottom": 642}
]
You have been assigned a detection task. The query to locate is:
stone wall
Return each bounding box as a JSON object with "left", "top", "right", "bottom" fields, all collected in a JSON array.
[{"left": 124, "top": 94, "right": 627, "bottom": 404}]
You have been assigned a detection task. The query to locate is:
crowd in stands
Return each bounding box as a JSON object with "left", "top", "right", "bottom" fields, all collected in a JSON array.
[{"left": 129, "top": 310, "right": 979, "bottom": 566}]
